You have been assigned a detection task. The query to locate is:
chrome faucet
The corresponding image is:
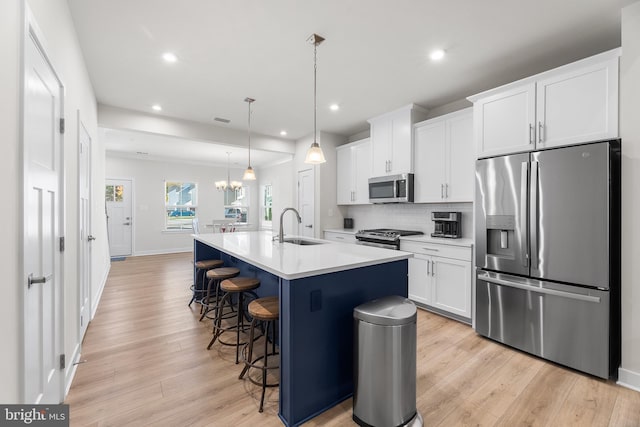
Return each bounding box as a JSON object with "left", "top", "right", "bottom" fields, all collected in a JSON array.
[{"left": 278, "top": 207, "right": 302, "bottom": 243}]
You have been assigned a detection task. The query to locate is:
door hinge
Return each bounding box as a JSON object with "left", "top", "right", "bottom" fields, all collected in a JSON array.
[
  {"left": 59, "top": 236, "right": 65, "bottom": 252},
  {"left": 59, "top": 354, "right": 66, "bottom": 370},
  {"left": 59, "top": 118, "right": 65, "bottom": 134}
]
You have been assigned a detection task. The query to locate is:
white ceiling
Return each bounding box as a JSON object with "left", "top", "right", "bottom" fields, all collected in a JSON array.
[
  {"left": 68, "top": 0, "right": 634, "bottom": 159},
  {"left": 100, "top": 128, "right": 292, "bottom": 168}
]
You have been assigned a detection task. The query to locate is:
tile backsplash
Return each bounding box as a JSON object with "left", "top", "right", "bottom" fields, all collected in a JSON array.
[{"left": 344, "top": 202, "right": 474, "bottom": 238}]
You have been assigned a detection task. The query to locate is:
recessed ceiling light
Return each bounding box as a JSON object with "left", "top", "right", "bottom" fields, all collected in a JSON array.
[
  {"left": 430, "top": 49, "right": 445, "bottom": 61},
  {"left": 152, "top": 104, "right": 162, "bottom": 111},
  {"left": 162, "top": 52, "right": 177, "bottom": 63},
  {"left": 280, "top": 130, "right": 288, "bottom": 136},
  {"left": 329, "top": 104, "right": 340, "bottom": 111}
]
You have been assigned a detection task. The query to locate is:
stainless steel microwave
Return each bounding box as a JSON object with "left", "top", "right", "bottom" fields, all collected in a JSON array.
[{"left": 368, "top": 173, "right": 414, "bottom": 203}]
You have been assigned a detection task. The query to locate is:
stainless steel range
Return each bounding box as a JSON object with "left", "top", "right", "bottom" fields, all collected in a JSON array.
[{"left": 355, "top": 229, "right": 424, "bottom": 250}]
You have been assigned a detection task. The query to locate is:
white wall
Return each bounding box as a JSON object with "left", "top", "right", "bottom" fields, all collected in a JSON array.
[
  {"left": 106, "top": 154, "right": 259, "bottom": 255},
  {"left": 0, "top": 0, "right": 22, "bottom": 404},
  {"left": 620, "top": 1, "right": 640, "bottom": 390},
  {"left": 27, "top": 0, "right": 106, "bottom": 393},
  {"left": 293, "top": 131, "right": 346, "bottom": 238},
  {"left": 0, "top": 0, "right": 105, "bottom": 401},
  {"left": 257, "top": 160, "right": 294, "bottom": 233}
]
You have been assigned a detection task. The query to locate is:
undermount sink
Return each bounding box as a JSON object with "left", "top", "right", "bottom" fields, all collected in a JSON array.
[{"left": 282, "top": 237, "right": 325, "bottom": 246}]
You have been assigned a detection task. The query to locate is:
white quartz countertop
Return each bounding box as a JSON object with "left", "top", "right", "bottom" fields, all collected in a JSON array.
[
  {"left": 194, "top": 231, "right": 412, "bottom": 280},
  {"left": 400, "top": 235, "right": 474, "bottom": 247}
]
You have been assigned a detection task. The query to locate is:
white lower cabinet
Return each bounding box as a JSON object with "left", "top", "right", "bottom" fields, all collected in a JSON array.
[
  {"left": 408, "top": 255, "right": 432, "bottom": 306},
  {"left": 402, "top": 240, "right": 472, "bottom": 322}
]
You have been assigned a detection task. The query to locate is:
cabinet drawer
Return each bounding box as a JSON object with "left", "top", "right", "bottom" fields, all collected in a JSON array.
[
  {"left": 324, "top": 231, "right": 357, "bottom": 244},
  {"left": 400, "top": 240, "right": 471, "bottom": 261}
]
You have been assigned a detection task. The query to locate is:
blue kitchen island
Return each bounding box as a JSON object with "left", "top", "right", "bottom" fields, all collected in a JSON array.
[{"left": 193, "top": 231, "right": 412, "bottom": 426}]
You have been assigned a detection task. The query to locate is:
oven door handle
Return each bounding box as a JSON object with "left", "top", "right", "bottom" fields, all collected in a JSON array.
[{"left": 355, "top": 240, "right": 398, "bottom": 250}]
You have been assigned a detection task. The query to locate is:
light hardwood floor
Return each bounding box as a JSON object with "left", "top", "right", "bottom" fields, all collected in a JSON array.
[{"left": 66, "top": 252, "right": 640, "bottom": 426}]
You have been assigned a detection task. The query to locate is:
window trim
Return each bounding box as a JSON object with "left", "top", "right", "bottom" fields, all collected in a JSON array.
[{"left": 164, "top": 180, "right": 198, "bottom": 231}]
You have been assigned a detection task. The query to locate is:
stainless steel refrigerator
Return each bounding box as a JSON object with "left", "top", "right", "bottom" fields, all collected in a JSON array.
[{"left": 474, "top": 140, "right": 620, "bottom": 379}]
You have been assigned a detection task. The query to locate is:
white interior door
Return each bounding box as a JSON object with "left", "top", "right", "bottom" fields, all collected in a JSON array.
[
  {"left": 106, "top": 179, "right": 132, "bottom": 257},
  {"left": 297, "top": 169, "right": 314, "bottom": 238},
  {"left": 23, "top": 19, "right": 63, "bottom": 404},
  {"left": 78, "top": 119, "right": 92, "bottom": 339}
]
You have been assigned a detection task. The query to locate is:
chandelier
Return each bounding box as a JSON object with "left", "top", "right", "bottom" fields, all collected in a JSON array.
[{"left": 215, "top": 152, "right": 242, "bottom": 191}]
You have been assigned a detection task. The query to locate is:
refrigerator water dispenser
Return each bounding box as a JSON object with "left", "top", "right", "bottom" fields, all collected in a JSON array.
[{"left": 486, "top": 215, "right": 516, "bottom": 258}]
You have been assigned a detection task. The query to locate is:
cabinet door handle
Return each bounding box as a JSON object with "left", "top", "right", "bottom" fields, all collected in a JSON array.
[
  {"left": 432, "top": 260, "right": 435, "bottom": 276},
  {"left": 426, "top": 260, "right": 430, "bottom": 275},
  {"left": 422, "top": 247, "right": 439, "bottom": 252},
  {"left": 441, "top": 184, "right": 444, "bottom": 199},
  {"left": 445, "top": 183, "right": 449, "bottom": 198},
  {"left": 538, "top": 121, "right": 544, "bottom": 143},
  {"left": 335, "top": 236, "right": 344, "bottom": 240},
  {"left": 529, "top": 124, "right": 534, "bottom": 144}
]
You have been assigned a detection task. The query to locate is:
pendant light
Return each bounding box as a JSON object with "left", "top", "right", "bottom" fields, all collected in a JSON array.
[
  {"left": 243, "top": 97, "right": 257, "bottom": 180},
  {"left": 304, "top": 33, "right": 327, "bottom": 164},
  {"left": 216, "top": 152, "right": 242, "bottom": 191}
]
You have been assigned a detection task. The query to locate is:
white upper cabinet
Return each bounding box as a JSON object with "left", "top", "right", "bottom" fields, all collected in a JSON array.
[
  {"left": 473, "top": 83, "right": 536, "bottom": 157},
  {"left": 414, "top": 108, "right": 474, "bottom": 203},
  {"left": 536, "top": 59, "right": 618, "bottom": 149},
  {"left": 336, "top": 138, "right": 372, "bottom": 205},
  {"left": 368, "top": 104, "right": 428, "bottom": 176},
  {"left": 469, "top": 49, "right": 620, "bottom": 158}
]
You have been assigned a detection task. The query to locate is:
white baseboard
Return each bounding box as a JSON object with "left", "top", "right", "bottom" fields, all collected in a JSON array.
[
  {"left": 133, "top": 247, "right": 192, "bottom": 256},
  {"left": 63, "top": 343, "right": 81, "bottom": 398},
  {"left": 91, "top": 263, "right": 110, "bottom": 319},
  {"left": 617, "top": 368, "right": 640, "bottom": 392}
]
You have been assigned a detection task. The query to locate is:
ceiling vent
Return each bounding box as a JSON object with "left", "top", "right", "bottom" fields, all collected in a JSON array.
[{"left": 214, "top": 117, "right": 231, "bottom": 124}]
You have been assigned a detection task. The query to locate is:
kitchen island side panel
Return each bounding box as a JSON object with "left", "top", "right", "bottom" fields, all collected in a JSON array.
[{"left": 279, "top": 260, "right": 408, "bottom": 426}]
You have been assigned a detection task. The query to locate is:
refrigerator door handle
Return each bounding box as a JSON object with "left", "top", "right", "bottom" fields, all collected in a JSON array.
[
  {"left": 477, "top": 272, "right": 601, "bottom": 303},
  {"left": 520, "top": 162, "right": 529, "bottom": 267},
  {"left": 530, "top": 161, "right": 539, "bottom": 270}
]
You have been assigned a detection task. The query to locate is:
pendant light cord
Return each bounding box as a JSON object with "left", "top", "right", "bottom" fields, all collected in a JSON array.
[
  {"left": 247, "top": 101, "right": 251, "bottom": 166},
  {"left": 314, "top": 41, "right": 317, "bottom": 144}
]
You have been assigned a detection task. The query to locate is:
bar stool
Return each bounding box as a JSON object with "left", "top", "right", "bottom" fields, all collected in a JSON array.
[
  {"left": 189, "top": 259, "right": 224, "bottom": 308},
  {"left": 207, "top": 277, "right": 260, "bottom": 363},
  {"left": 199, "top": 267, "right": 240, "bottom": 321},
  {"left": 239, "top": 296, "right": 279, "bottom": 413}
]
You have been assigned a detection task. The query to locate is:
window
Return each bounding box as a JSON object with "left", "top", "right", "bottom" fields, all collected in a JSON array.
[
  {"left": 105, "top": 184, "right": 123, "bottom": 202},
  {"left": 165, "top": 181, "right": 197, "bottom": 230},
  {"left": 261, "top": 184, "right": 273, "bottom": 229},
  {"left": 224, "top": 186, "right": 249, "bottom": 224}
]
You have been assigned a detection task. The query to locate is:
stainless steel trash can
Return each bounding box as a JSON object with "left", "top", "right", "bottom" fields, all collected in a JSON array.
[{"left": 353, "top": 295, "right": 422, "bottom": 427}]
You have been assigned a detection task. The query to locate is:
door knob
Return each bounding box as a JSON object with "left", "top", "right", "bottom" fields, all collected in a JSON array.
[
  {"left": 88, "top": 235, "right": 96, "bottom": 241},
  {"left": 28, "top": 273, "right": 49, "bottom": 288}
]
